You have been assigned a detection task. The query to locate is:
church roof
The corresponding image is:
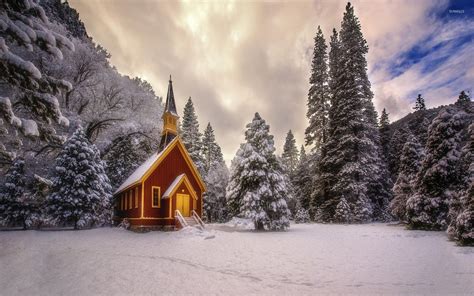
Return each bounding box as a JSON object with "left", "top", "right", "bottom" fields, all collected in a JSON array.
[
  {"left": 164, "top": 75, "right": 178, "bottom": 116},
  {"left": 114, "top": 137, "right": 206, "bottom": 195}
]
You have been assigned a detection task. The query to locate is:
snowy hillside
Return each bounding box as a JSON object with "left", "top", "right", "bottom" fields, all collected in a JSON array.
[{"left": 1, "top": 223, "right": 473, "bottom": 295}]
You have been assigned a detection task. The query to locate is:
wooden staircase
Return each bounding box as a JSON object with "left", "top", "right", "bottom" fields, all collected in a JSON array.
[{"left": 183, "top": 216, "right": 199, "bottom": 227}]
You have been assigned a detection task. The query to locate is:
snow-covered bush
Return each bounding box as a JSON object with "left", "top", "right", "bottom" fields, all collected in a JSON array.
[
  {"left": 294, "top": 208, "right": 310, "bottom": 224},
  {"left": 45, "top": 126, "right": 112, "bottom": 229},
  {"left": 118, "top": 218, "right": 131, "bottom": 230}
]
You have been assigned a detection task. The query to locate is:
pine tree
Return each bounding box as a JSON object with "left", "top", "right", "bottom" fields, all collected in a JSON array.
[
  {"left": 390, "top": 134, "right": 424, "bottom": 222},
  {"left": 0, "top": 158, "right": 39, "bottom": 229},
  {"left": 334, "top": 197, "right": 351, "bottom": 223},
  {"left": 0, "top": 0, "right": 74, "bottom": 162},
  {"left": 46, "top": 126, "right": 112, "bottom": 229},
  {"left": 413, "top": 94, "right": 426, "bottom": 111},
  {"left": 388, "top": 127, "right": 410, "bottom": 179},
  {"left": 294, "top": 208, "right": 310, "bottom": 224},
  {"left": 281, "top": 130, "right": 299, "bottom": 174},
  {"left": 317, "top": 3, "right": 384, "bottom": 222},
  {"left": 379, "top": 108, "right": 391, "bottom": 161},
  {"left": 201, "top": 122, "right": 225, "bottom": 174},
  {"left": 292, "top": 145, "right": 313, "bottom": 212},
  {"left": 201, "top": 122, "right": 229, "bottom": 222},
  {"left": 226, "top": 113, "right": 290, "bottom": 230},
  {"left": 181, "top": 97, "right": 205, "bottom": 174},
  {"left": 406, "top": 108, "right": 467, "bottom": 230},
  {"left": 455, "top": 90, "right": 471, "bottom": 111},
  {"left": 447, "top": 122, "right": 473, "bottom": 245},
  {"left": 305, "top": 26, "right": 330, "bottom": 150},
  {"left": 104, "top": 136, "right": 146, "bottom": 190},
  {"left": 204, "top": 160, "right": 229, "bottom": 223}
]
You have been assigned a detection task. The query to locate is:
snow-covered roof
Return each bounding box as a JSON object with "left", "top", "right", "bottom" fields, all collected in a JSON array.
[
  {"left": 114, "top": 138, "right": 178, "bottom": 194},
  {"left": 162, "top": 174, "right": 185, "bottom": 199},
  {"left": 114, "top": 150, "right": 165, "bottom": 194}
]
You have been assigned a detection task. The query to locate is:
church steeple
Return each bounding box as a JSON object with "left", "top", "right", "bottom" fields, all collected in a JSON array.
[{"left": 159, "top": 75, "right": 179, "bottom": 151}]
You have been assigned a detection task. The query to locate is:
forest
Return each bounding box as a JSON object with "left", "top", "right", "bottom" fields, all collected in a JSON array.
[{"left": 0, "top": 0, "right": 472, "bottom": 246}]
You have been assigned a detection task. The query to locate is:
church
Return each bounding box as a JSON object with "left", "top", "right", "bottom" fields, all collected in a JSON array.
[{"left": 113, "top": 77, "right": 206, "bottom": 230}]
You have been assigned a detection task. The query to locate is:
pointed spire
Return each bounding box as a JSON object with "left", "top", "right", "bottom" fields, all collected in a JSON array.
[{"left": 164, "top": 74, "right": 177, "bottom": 115}]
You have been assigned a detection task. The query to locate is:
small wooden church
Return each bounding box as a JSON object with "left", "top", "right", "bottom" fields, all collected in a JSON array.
[{"left": 113, "top": 77, "right": 206, "bottom": 229}]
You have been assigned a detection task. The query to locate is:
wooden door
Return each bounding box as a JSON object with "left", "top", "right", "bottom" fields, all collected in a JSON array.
[{"left": 176, "top": 194, "right": 190, "bottom": 217}]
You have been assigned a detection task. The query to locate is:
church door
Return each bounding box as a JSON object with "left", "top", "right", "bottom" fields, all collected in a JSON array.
[{"left": 176, "top": 194, "right": 190, "bottom": 217}]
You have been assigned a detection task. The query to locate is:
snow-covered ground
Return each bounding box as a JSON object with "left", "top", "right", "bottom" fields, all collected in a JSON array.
[{"left": 1, "top": 223, "right": 473, "bottom": 295}]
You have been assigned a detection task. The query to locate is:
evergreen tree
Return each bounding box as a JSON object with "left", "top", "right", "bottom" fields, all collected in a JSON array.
[
  {"left": 406, "top": 108, "right": 467, "bottom": 230},
  {"left": 379, "top": 108, "right": 391, "bottom": 161},
  {"left": 447, "top": 122, "right": 473, "bottom": 245},
  {"left": 390, "top": 134, "right": 424, "bottom": 222},
  {"left": 201, "top": 122, "right": 229, "bottom": 222},
  {"left": 0, "top": 0, "right": 74, "bottom": 162},
  {"left": 292, "top": 145, "right": 313, "bottom": 212},
  {"left": 413, "top": 94, "right": 426, "bottom": 111},
  {"left": 281, "top": 130, "right": 299, "bottom": 174},
  {"left": 204, "top": 160, "right": 229, "bottom": 223},
  {"left": 0, "top": 158, "right": 39, "bottom": 229},
  {"left": 104, "top": 136, "right": 146, "bottom": 190},
  {"left": 46, "top": 126, "right": 112, "bottom": 229},
  {"left": 455, "top": 90, "right": 471, "bottom": 111},
  {"left": 317, "top": 3, "right": 386, "bottom": 222},
  {"left": 388, "top": 127, "right": 410, "bottom": 179},
  {"left": 226, "top": 113, "right": 290, "bottom": 230},
  {"left": 334, "top": 197, "right": 351, "bottom": 223},
  {"left": 305, "top": 26, "right": 330, "bottom": 150},
  {"left": 181, "top": 97, "right": 205, "bottom": 174},
  {"left": 294, "top": 208, "right": 310, "bottom": 224},
  {"left": 201, "top": 122, "right": 225, "bottom": 174}
]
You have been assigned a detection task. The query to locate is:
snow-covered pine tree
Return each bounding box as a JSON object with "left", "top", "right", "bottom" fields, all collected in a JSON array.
[
  {"left": 0, "top": 0, "right": 74, "bottom": 162},
  {"left": 201, "top": 122, "right": 229, "bottom": 222},
  {"left": 104, "top": 136, "right": 146, "bottom": 190},
  {"left": 312, "top": 28, "right": 341, "bottom": 222},
  {"left": 0, "top": 158, "right": 39, "bottom": 229},
  {"left": 201, "top": 122, "right": 225, "bottom": 174},
  {"left": 292, "top": 145, "right": 313, "bottom": 213},
  {"left": 334, "top": 197, "right": 351, "bottom": 223},
  {"left": 406, "top": 107, "right": 468, "bottom": 230},
  {"left": 305, "top": 26, "right": 330, "bottom": 150},
  {"left": 379, "top": 108, "right": 391, "bottom": 162},
  {"left": 413, "top": 94, "right": 426, "bottom": 111},
  {"left": 455, "top": 90, "right": 471, "bottom": 111},
  {"left": 226, "top": 113, "right": 290, "bottom": 230},
  {"left": 46, "top": 126, "right": 112, "bottom": 229},
  {"left": 388, "top": 126, "right": 410, "bottom": 179},
  {"left": 317, "top": 3, "right": 384, "bottom": 223},
  {"left": 447, "top": 122, "right": 473, "bottom": 245},
  {"left": 204, "top": 159, "right": 229, "bottom": 223},
  {"left": 181, "top": 97, "right": 205, "bottom": 174},
  {"left": 390, "top": 134, "right": 424, "bottom": 222},
  {"left": 294, "top": 208, "right": 310, "bottom": 224},
  {"left": 281, "top": 130, "right": 299, "bottom": 174}
]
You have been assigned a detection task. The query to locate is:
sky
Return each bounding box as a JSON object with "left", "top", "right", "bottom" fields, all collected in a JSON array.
[{"left": 68, "top": 0, "right": 473, "bottom": 164}]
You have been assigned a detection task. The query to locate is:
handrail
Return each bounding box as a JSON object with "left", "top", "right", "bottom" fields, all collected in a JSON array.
[
  {"left": 192, "top": 210, "right": 205, "bottom": 229},
  {"left": 175, "top": 210, "right": 188, "bottom": 228}
]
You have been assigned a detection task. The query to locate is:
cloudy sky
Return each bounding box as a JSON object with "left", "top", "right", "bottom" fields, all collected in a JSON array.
[{"left": 69, "top": 0, "right": 473, "bottom": 164}]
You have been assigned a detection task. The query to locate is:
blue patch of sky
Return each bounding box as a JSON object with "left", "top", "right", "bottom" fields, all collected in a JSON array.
[{"left": 386, "top": 0, "right": 474, "bottom": 78}]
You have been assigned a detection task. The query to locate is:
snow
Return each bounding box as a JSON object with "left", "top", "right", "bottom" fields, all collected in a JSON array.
[
  {"left": 20, "top": 119, "right": 39, "bottom": 137},
  {"left": 1, "top": 223, "right": 472, "bottom": 295},
  {"left": 114, "top": 138, "right": 177, "bottom": 194},
  {"left": 162, "top": 173, "right": 185, "bottom": 199}
]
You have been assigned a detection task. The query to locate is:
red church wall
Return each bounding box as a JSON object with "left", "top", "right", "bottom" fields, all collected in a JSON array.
[
  {"left": 143, "top": 145, "right": 203, "bottom": 220},
  {"left": 115, "top": 184, "right": 141, "bottom": 220}
]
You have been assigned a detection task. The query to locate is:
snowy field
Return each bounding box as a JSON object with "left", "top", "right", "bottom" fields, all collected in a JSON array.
[{"left": 1, "top": 223, "right": 473, "bottom": 295}]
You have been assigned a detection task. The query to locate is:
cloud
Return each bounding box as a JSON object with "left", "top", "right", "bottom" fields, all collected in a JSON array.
[{"left": 69, "top": 0, "right": 473, "bottom": 164}]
